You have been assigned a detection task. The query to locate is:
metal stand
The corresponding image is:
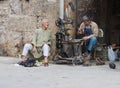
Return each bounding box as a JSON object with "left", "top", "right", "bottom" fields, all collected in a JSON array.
[{"left": 54, "top": 39, "right": 84, "bottom": 65}]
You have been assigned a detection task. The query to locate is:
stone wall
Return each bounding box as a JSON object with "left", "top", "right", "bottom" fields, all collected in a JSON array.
[
  {"left": 0, "top": 0, "right": 103, "bottom": 58},
  {"left": 0, "top": 0, "right": 59, "bottom": 57}
]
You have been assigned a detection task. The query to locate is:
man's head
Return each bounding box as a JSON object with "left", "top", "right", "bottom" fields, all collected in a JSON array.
[
  {"left": 41, "top": 19, "right": 49, "bottom": 30},
  {"left": 82, "top": 15, "right": 91, "bottom": 26}
]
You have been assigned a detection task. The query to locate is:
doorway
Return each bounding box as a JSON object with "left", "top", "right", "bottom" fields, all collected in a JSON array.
[{"left": 105, "top": 0, "right": 120, "bottom": 45}]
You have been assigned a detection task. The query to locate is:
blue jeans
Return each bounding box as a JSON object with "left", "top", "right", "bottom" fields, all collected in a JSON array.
[
  {"left": 73, "top": 37, "right": 97, "bottom": 56},
  {"left": 87, "top": 36, "right": 97, "bottom": 51}
]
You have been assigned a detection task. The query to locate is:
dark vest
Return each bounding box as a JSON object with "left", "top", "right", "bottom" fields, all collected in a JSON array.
[{"left": 83, "top": 25, "right": 93, "bottom": 36}]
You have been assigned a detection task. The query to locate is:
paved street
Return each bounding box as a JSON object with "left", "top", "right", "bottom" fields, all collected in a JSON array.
[{"left": 0, "top": 56, "right": 120, "bottom": 88}]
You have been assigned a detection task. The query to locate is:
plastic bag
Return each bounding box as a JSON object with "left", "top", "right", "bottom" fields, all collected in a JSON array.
[{"left": 108, "top": 46, "right": 116, "bottom": 61}]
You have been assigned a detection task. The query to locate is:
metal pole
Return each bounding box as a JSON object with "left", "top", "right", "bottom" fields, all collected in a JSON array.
[{"left": 59, "top": 0, "right": 64, "bottom": 19}]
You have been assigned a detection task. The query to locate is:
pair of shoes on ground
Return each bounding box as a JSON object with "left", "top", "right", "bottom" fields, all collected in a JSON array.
[{"left": 96, "top": 57, "right": 105, "bottom": 65}]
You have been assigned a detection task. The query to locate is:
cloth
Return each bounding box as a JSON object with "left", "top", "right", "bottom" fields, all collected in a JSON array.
[
  {"left": 22, "top": 43, "right": 32, "bottom": 56},
  {"left": 83, "top": 26, "right": 93, "bottom": 36},
  {"left": 22, "top": 43, "right": 50, "bottom": 58},
  {"left": 87, "top": 36, "right": 97, "bottom": 51},
  {"left": 79, "top": 21, "right": 98, "bottom": 38},
  {"left": 42, "top": 44, "right": 50, "bottom": 57},
  {"left": 22, "top": 28, "right": 51, "bottom": 58},
  {"left": 32, "top": 28, "right": 52, "bottom": 47},
  {"left": 79, "top": 21, "right": 98, "bottom": 52}
]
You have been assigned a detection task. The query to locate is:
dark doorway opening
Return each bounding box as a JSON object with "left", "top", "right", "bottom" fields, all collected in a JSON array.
[{"left": 106, "top": 0, "right": 120, "bottom": 45}]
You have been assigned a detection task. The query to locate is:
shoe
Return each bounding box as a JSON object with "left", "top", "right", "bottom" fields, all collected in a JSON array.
[
  {"left": 44, "top": 63, "right": 49, "bottom": 67},
  {"left": 96, "top": 57, "right": 105, "bottom": 65},
  {"left": 82, "top": 51, "right": 90, "bottom": 57}
]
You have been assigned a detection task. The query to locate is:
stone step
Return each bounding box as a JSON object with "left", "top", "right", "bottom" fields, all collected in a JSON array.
[{"left": 0, "top": 56, "right": 20, "bottom": 64}]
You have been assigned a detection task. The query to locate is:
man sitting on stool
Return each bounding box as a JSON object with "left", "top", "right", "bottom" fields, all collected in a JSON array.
[{"left": 77, "top": 16, "right": 98, "bottom": 65}]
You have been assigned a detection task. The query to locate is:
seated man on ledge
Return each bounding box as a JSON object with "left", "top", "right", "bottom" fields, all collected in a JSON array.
[
  {"left": 20, "top": 19, "right": 52, "bottom": 67},
  {"left": 78, "top": 15, "right": 98, "bottom": 57}
]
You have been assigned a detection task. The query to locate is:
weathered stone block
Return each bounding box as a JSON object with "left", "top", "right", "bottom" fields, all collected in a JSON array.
[
  {"left": 0, "top": 26, "right": 6, "bottom": 44},
  {"left": 22, "top": 31, "right": 35, "bottom": 43},
  {"left": 5, "top": 30, "right": 23, "bottom": 56},
  {"left": 7, "top": 15, "right": 37, "bottom": 32},
  {"left": 0, "top": 7, "right": 9, "bottom": 16},
  {"left": 9, "top": 0, "right": 22, "bottom": 15}
]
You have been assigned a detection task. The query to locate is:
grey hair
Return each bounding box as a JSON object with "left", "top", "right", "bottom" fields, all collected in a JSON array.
[
  {"left": 82, "top": 15, "right": 90, "bottom": 21},
  {"left": 41, "top": 19, "right": 49, "bottom": 24}
]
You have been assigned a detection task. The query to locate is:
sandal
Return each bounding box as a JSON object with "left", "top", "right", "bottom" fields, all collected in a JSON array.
[
  {"left": 96, "top": 57, "right": 105, "bottom": 65},
  {"left": 44, "top": 63, "right": 49, "bottom": 67}
]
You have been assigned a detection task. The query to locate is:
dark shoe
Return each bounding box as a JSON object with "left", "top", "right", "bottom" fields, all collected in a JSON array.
[
  {"left": 109, "top": 62, "right": 116, "bottom": 69},
  {"left": 82, "top": 52, "right": 90, "bottom": 57},
  {"left": 96, "top": 62, "right": 105, "bottom": 65},
  {"left": 96, "top": 57, "right": 105, "bottom": 65}
]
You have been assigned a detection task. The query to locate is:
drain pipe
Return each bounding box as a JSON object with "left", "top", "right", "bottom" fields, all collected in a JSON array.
[{"left": 59, "top": 0, "right": 64, "bottom": 19}]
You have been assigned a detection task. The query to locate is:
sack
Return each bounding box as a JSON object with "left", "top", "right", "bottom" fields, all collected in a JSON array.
[
  {"left": 108, "top": 46, "right": 116, "bottom": 61},
  {"left": 19, "top": 57, "right": 36, "bottom": 67},
  {"left": 109, "top": 62, "right": 116, "bottom": 69}
]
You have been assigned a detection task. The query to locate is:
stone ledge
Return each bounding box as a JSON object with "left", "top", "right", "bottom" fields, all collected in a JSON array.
[{"left": 0, "top": 56, "right": 20, "bottom": 64}]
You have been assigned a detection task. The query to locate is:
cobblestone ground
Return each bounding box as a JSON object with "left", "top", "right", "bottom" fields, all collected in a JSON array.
[{"left": 0, "top": 57, "right": 120, "bottom": 88}]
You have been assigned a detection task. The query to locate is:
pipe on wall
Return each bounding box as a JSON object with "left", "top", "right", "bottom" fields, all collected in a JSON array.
[{"left": 59, "top": 0, "right": 64, "bottom": 19}]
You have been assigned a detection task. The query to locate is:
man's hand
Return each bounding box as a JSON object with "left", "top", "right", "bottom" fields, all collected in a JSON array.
[
  {"left": 77, "top": 30, "right": 83, "bottom": 35},
  {"left": 82, "top": 36, "right": 90, "bottom": 40}
]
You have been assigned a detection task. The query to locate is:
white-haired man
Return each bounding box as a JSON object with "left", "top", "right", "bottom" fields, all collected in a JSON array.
[{"left": 20, "top": 19, "right": 52, "bottom": 66}]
